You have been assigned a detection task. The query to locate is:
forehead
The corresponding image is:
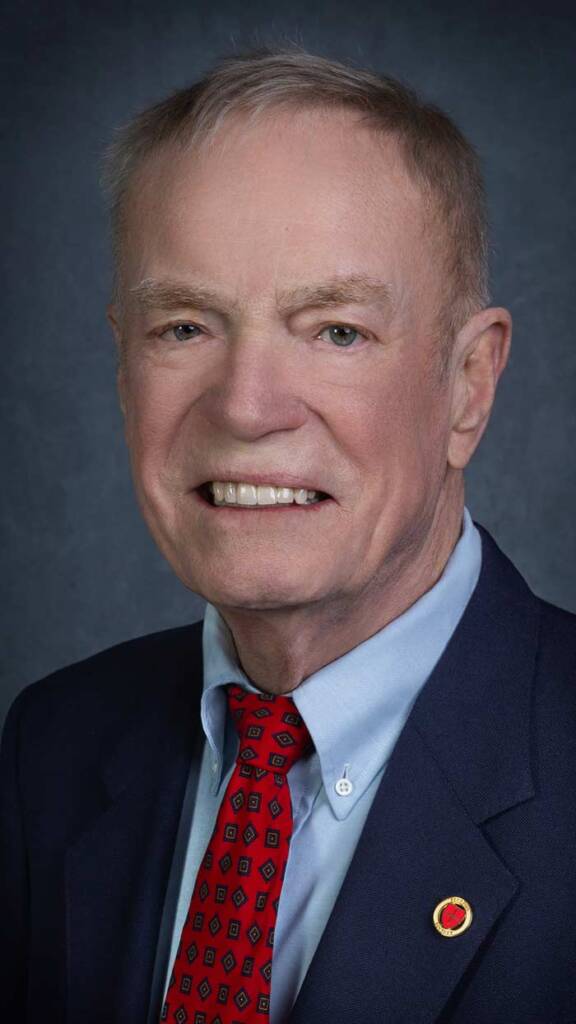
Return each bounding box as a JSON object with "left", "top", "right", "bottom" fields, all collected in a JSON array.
[{"left": 121, "top": 107, "right": 433, "bottom": 307}]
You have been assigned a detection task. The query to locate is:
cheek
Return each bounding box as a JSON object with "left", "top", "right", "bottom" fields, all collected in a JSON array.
[
  {"left": 123, "top": 362, "right": 194, "bottom": 476},
  {"left": 358, "top": 360, "right": 449, "bottom": 488}
]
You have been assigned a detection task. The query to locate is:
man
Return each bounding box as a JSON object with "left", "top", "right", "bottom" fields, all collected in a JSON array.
[{"left": 1, "top": 46, "right": 575, "bottom": 1024}]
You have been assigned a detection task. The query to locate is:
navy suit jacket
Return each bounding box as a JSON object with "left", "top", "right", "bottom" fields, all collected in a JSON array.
[{"left": 2, "top": 523, "right": 576, "bottom": 1023}]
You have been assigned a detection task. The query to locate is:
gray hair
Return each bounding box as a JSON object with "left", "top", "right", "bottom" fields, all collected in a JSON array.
[{"left": 101, "top": 46, "right": 490, "bottom": 358}]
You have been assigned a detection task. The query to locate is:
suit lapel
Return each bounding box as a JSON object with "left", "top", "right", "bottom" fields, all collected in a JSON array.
[
  {"left": 290, "top": 525, "right": 540, "bottom": 1023},
  {"left": 64, "top": 632, "right": 203, "bottom": 1023}
]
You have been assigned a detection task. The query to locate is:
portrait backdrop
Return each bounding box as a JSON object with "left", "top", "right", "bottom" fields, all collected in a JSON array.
[{"left": 1, "top": 0, "right": 575, "bottom": 729}]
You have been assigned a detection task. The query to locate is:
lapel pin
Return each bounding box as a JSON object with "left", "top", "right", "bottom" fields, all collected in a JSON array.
[{"left": 433, "top": 896, "right": 473, "bottom": 937}]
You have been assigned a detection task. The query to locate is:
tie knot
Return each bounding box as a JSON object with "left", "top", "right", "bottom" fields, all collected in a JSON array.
[{"left": 227, "top": 683, "right": 312, "bottom": 774}]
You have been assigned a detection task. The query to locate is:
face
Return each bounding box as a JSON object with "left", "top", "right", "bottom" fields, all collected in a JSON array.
[{"left": 110, "top": 107, "right": 461, "bottom": 614}]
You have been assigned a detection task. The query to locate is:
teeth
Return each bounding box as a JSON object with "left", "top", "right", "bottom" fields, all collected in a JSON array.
[
  {"left": 257, "top": 485, "right": 279, "bottom": 505},
  {"left": 237, "top": 483, "right": 258, "bottom": 506},
  {"left": 209, "top": 481, "right": 322, "bottom": 507}
]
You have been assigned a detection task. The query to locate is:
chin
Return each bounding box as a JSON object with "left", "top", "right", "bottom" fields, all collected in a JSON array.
[{"left": 180, "top": 561, "right": 332, "bottom": 610}]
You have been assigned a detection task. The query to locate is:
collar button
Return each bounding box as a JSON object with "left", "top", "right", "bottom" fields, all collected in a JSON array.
[{"left": 335, "top": 777, "right": 353, "bottom": 797}]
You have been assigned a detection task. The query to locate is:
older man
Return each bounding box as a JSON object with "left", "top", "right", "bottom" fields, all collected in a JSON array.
[{"left": 1, "top": 48, "right": 575, "bottom": 1024}]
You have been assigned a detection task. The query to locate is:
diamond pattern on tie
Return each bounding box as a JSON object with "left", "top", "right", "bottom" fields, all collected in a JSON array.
[{"left": 162, "top": 683, "right": 312, "bottom": 1023}]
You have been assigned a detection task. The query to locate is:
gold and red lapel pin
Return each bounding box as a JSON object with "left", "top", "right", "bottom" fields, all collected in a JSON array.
[{"left": 433, "top": 896, "right": 473, "bottom": 937}]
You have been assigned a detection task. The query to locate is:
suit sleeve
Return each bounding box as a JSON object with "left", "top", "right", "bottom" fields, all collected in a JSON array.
[{"left": 0, "top": 691, "right": 30, "bottom": 1012}]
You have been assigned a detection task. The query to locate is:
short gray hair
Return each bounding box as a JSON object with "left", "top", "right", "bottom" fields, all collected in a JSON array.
[{"left": 101, "top": 45, "right": 490, "bottom": 356}]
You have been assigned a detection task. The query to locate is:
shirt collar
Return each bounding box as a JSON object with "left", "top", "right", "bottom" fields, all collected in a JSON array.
[{"left": 200, "top": 506, "right": 482, "bottom": 818}]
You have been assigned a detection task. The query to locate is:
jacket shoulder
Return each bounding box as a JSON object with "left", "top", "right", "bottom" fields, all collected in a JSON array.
[
  {"left": 538, "top": 596, "right": 576, "bottom": 635},
  {"left": 537, "top": 597, "right": 576, "bottom": 662},
  {"left": 534, "top": 597, "right": 576, "bottom": 702},
  {"left": 2, "top": 620, "right": 205, "bottom": 747}
]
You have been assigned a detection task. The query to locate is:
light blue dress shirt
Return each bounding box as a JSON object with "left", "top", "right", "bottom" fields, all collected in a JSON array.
[{"left": 162, "top": 506, "right": 482, "bottom": 1021}]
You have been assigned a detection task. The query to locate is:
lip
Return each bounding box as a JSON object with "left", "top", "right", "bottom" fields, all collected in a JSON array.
[{"left": 192, "top": 487, "right": 335, "bottom": 514}]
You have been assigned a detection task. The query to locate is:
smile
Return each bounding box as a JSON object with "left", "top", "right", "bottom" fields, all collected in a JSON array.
[
  {"left": 207, "top": 481, "right": 330, "bottom": 507},
  {"left": 195, "top": 483, "right": 334, "bottom": 513}
]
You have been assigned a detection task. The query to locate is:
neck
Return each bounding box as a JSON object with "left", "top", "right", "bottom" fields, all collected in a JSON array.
[{"left": 215, "top": 481, "right": 465, "bottom": 695}]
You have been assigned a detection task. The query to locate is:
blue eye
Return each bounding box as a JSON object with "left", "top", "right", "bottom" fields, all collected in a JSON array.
[
  {"left": 169, "top": 323, "right": 203, "bottom": 342},
  {"left": 320, "top": 325, "right": 361, "bottom": 348}
]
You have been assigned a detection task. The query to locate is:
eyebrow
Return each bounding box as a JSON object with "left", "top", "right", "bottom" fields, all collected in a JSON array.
[{"left": 129, "top": 274, "right": 394, "bottom": 318}]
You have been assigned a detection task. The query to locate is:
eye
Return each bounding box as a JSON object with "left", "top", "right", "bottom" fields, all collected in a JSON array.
[
  {"left": 161, "top": 323, "right": 204, "bottom": 343},
  {"left": 318, "top": 324, "right": 364, "bottom": 348}
]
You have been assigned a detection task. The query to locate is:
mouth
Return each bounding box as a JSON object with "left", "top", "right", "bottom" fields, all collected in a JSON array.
[{"left": 195, "top": 482, "right": 334, "bottom": 511}]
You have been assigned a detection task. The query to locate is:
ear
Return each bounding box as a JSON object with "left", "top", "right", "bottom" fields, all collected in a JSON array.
[
  {"left": 106, "top": 303, "right": 127, "bottom": 417},
  {"left": 447, "top": 306, "right": 512, "bottom": 470}
]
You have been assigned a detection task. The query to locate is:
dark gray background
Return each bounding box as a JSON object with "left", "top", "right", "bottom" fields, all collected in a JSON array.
[{"left": 2, "top": 0, "right": 575, "bottom": 729}]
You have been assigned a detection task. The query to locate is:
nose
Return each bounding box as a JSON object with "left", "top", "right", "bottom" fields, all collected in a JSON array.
[{"left": 198, "top": 333, "right": 308, "bottom": 442}]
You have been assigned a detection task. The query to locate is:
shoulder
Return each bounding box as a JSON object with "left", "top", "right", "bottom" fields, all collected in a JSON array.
[
  {"left": 538, "top": 596, "right": 576, "bottom": 650},
  {"left": 533, "top": 597, "right": 576, "bottom": 714},
  {"left": 476, "top": 521, "right": 576, "bottom": 668},
  {"left": 1, "top": 620, "right": 205, "bottom": 752}
]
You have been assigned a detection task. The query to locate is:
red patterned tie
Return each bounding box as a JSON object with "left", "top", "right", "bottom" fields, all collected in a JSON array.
[{"left": 162, "top": 683, "right": 312, "bottom": 1024}]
